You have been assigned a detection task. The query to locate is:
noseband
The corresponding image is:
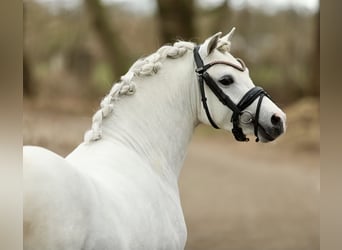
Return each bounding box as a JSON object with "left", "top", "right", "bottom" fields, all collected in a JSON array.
[{"left": 193, "top": 46, "right": 271, "bottom": 142}]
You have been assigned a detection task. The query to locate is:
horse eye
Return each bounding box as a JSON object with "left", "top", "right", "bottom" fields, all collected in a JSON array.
[{"left": 218, "top": 75, "right": 235, "bottom": 86}]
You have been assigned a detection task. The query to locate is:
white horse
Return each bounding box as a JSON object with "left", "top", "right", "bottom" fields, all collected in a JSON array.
[{"left": 24, "top": 28, "right": 286, "bottom": 250}]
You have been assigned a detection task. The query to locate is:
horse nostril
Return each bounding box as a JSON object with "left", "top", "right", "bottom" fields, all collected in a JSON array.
[{"left": 271, "top": 114, "right": 282, "bottom": 126}]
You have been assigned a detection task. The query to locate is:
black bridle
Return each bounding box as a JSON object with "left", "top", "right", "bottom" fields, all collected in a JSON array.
[{"left": 193, "top": 46, "right": 271, "bottom": 142}]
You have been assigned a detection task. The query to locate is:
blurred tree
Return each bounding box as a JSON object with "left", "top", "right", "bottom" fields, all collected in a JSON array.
[
  {"left": 84, "top": 0, "right": 127, "bottom": 78},
  {"left": 308, "top": 11, "right": 319, "bottom": 97},
  {"left": 236, "top": 7, "right": 252, "bottom": 39},
  {"left": 156, "top": 0, "right": 195, "bottom": 43},
  {"left": 207, "top": 0, "right": 233, "bottom": 35},
  {"left": 65, "top": 43, "right": 94, "bottom": 81},
  {"left": 23, "top": 54, "right": 35, "bottom": 97},
  {"left": 23, "top": 2, "right": 35, "bottom": 97}
]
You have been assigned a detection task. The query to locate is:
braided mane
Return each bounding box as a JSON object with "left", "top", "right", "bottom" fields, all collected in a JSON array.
[{"left": 84, "top": 41, "right": 196, "bottom": 143}]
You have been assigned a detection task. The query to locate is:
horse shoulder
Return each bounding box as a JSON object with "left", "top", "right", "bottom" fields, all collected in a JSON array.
[{"left": 66, "top": 144, "right": 188, "bottom": 249}]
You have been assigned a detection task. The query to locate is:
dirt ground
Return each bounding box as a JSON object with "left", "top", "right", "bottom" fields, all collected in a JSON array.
[{"left": 23, "top": 97, "right": 319, "bottom": 250}]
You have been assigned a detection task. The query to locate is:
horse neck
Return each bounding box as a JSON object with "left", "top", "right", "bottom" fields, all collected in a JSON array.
[{"left": 101, "top": 53, "right": 199, "bottom": 181}]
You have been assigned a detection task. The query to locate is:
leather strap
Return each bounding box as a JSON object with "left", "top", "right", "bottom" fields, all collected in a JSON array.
[{"left": 198, "top": 75, "right": 220, "bottom": 129}]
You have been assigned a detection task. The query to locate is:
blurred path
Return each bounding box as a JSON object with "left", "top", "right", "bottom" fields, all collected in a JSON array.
[{"left": 180, "top": 133, "right": 319, "bottom": 250}]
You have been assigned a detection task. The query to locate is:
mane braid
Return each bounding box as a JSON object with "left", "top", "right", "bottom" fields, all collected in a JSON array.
[{"left": 84, "top": 41, "right": 196, "bottom": 143}]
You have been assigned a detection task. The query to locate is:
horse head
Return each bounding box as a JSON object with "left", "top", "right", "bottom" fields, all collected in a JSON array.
[{"left": 195, "top": 28, "right": 286, "bottom": 142}]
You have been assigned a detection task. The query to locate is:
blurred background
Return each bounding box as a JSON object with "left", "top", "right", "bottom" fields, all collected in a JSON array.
[{"left": 23, "top": 0, "right": 319, "bottom": 249}]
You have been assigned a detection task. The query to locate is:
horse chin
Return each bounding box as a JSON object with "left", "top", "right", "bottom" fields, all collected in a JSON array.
[{"left": 257, "top": 126, "right": 276, "bottom": 143}]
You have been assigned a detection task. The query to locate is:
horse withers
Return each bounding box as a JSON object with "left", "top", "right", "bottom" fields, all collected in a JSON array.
[{"left": 24, "top": 28, "right": 286, "bottom": 250}]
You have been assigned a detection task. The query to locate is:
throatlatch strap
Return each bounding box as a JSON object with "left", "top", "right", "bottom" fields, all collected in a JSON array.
[
  {"left": 198, "top": 77, "right": 220, "bottom": 129},
  {"left": 194, "top": 46, "right": 220, "bottom": 129}
]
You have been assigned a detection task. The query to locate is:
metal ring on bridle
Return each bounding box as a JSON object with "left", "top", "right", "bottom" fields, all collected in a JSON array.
[{"left": 239, "top": 110, "right": 254, "bottom": 124}]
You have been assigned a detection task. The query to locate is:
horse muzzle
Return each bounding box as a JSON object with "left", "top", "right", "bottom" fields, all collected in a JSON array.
[{"left": 257, "top": 113, "right": 286, "bottom": 143}]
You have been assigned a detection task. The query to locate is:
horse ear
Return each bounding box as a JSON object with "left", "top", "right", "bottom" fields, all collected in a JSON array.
[
  {"left": 217, "top": 27, "right": 236, "bottom": 52},
  {"left": 221, "top": 27, "right": 236, "bottom": 42},
  {"left": 200, "top": 32, "right": 222, "bottom": 57}
]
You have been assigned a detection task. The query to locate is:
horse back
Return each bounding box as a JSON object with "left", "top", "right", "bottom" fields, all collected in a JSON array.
[{"left": 23, "top": 146, "right": 92, "bottom": 250}]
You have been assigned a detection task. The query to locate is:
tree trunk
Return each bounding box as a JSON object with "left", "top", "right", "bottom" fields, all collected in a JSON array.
[
  {"left": 208, "top": 0, "right": 232, "bottom": 35},
  {"left": 156, "top": 0, "right": 195, "bottom": 43},
  {"left": 309, "top": 11, "right": 320, "bottom": 97},
  {"left": 23, "top": 54, "right": 34, "bottom": 97},
  {"left": 84, "top": 0, "right": 127, "bottom": 78},
  {"left": 23, "top": 2, "right": 35, "bottom": 97}
]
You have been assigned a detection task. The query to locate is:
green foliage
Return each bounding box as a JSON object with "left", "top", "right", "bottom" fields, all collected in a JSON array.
[{"left": 91, "top": 62, "right": 114, "bottom": 93}]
